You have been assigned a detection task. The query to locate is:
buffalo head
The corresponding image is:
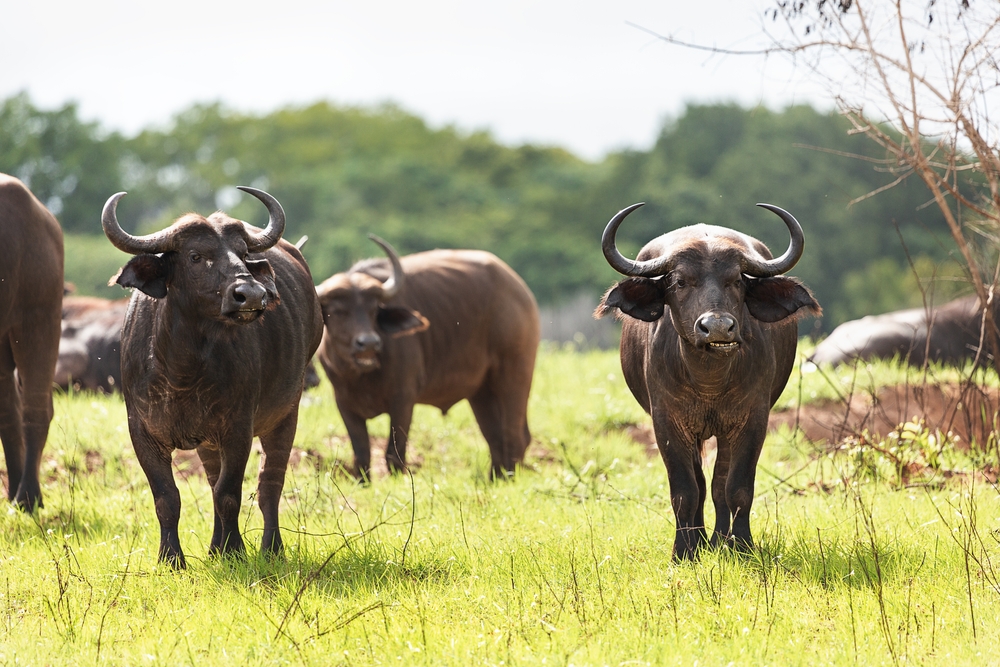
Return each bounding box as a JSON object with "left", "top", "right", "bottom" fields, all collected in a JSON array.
[
  {"left": 103, "top": 187, "right": 284, "bottom": 324},
  {"left": 597, "top": 203, "right": 820, "bottom": 348},
  {"left": 316, "top": 235, "right": 429, "bottom": 373}
]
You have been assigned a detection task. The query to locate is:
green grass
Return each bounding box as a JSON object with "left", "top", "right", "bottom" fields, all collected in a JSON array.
[{"left": 2, "top": 347, "right": 999, "bottom": 665}]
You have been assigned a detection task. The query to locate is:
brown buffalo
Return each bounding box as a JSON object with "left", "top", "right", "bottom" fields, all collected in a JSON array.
[
  {"left": 809, "top": 294, "right": 996, "bottom": 367},
  {"left": 0, "top": 174, "right": 64, "bottom": 510},
  {"left": 104, "top": 187, "right": 322, "bottom": 568},
  {"left": 56, "top": 296, "right": 128, "bottom": 393},
  {"left": 316, "top": 238, "right": 539, "bottom": 480},
  {"left": 596, "top": 203, "right": 820, "bottom": 560}
]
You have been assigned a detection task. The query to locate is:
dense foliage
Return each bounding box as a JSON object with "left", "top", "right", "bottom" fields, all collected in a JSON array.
[{"left": 0, "top": 92, "right": 970, "bottom": 330}]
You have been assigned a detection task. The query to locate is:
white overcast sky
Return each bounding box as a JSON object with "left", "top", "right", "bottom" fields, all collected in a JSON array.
[{"left": 3, "top": 0, "right": 834, "bottom": 161}]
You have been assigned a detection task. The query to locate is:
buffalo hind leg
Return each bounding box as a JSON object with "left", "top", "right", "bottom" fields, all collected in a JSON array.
[
  {"left": 710, "top": 434, "right": 733, "bottom": 547},
  {"left": 0, "top": 341, "right": 25, "bottom": 504},
  {"left": 257, "top": 408, "right": 299, "bottom": 556},
  {"left": 469, "top": 367, "right": 532, "bottom": 480},
  {"left": 386, "top": 403, "right": 414, "bottom": 474},
  {"left": 726, "top": 415, "right": 769, "bottom": 553},
  {"left": 196, "top": 445, "right": 224, "bottom": 553},
  {"left": 10, "top": 309, "right": 59, "bottom": 510}
]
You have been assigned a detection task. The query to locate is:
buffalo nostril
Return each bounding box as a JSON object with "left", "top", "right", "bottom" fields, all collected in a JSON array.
[{"left": 232, "top": 283, "right": 266, "bottom": 310}]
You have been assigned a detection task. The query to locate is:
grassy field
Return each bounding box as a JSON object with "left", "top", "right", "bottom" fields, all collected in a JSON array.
[{"left": 1, "top": 347, "right": 999, "bottom": 665}]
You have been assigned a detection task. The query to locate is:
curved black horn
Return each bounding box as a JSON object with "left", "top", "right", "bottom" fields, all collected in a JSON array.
[
  {"left": 238, "top": 186, "right": 286, "bottom": 252},
  {"left": 102, "top": 192, "right": 178, "bottom": 255},
  {"left": 368, "top": 234, "right": 404, "bottom": 300},
  {"left": 741, "top": 204, "right": 805, "bottom": 277},
  {"left": 601, "top": 203, "right": 676, "bottom": 277}
]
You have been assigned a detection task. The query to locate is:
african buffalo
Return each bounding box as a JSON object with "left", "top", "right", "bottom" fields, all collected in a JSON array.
[
  {"left": 809, "top": 294, "right": 994, "bottom": 367},
  {"left": 315, "top": 238, "right": 539, "bottom": 480},
  {"left": 0, "top": 174, "right": 64, "bottom": 509},
  {"left": 56, "top": 296, "right": 128, "bottom": 393},
  {"left": 104, "top": 187, "right": 322, "bottom": 568},
  {"left": 596, "top": 203, "right": 820, "bottom": 559}
]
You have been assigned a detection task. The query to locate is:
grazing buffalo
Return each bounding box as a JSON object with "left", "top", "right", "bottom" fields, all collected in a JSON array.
[
  {"left": 104, "top": 187, "right": 322, "bottom": 568},
  {"left": 0, "top": 174, "right": 64, "bottom": 510},
  {"left": 596, "top": 203, "right": 820, "bottom": 559},
  {"left": 316, "top": 239, "right": 540, "bottom": 480},
  {"left": 810, "top": 294, "right": 994, "bottom": 367},
  {"left": 56, "top": 296, "right": 128, "bottom": 393}
]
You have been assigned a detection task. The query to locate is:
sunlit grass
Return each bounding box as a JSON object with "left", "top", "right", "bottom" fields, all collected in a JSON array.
[{"left": 1, "top": 347, "right": 998, "bottom": 665}]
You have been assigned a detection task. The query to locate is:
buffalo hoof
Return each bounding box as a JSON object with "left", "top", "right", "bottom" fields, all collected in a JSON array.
[
  {"left": 158, "top": 549, "right": 188, "bottom": 570},
  {"left": 12, "top": 483, "right": 43, "bottom": 513},
  {"left": 386, "top": 458, "right": 407, "bottom": 475}
]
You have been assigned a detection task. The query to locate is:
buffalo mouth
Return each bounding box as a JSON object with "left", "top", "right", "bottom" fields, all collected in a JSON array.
[
  {"left": 705, "top": 341, "right": 740, "bottom": 353},
  {"left": 228, "top": 307, "right": 264, "bottom": 324},
  {"left": 352, "top": 349, "right": 381, "bottom": 370}
]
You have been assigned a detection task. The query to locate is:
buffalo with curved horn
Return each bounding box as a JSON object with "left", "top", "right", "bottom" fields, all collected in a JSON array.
[
  {"left": 105, "top": 187, "right": 323, "bottom": 568},
  {"left": 316, "top": 237, "right": 540, "bottom": 480},
  {"left": 596, "top": 203, "right": 820, "bottom": 560}
]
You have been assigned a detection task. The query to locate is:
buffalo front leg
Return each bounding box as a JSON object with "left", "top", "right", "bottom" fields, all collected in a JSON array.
[
  {"left": 339, "top": 406, "right": 372, "bottom": 482},
  {"left": 653, "top": 414, "right": 707, "bottom": 560},
  {"left": 208, "top": 435, "right": 253, "bottom": 558},
  {"left": 725, "top": 414, "right": 769, "bottom": 553},
  {"left": 131, "top": 424, "right": 185, "bottom": 568},
  {"left": 257, "top": 408, "right": 299, "bottom": 556},
  {"left": 386, "top": 402, "right": 414, "bottom": 474}
]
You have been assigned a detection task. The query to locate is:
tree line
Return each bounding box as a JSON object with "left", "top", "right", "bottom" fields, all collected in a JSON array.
[{"left": 0, "top": 92, "right": 970, "bottom": 332}]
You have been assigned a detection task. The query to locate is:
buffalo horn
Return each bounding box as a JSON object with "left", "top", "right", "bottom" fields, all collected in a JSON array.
[
  {"left": 238, "top": 186, "right": 286, "bottom": 252},
  {"left": 741, "top": 204, "right": 805, "bottom": 277},
  {"left": 102, "top": 192, "right": 179, "bottom": 255},
  {"left": 601, "top": 203, "right": 676, "bottom": 277},
  {"left": 368, "top": 234, "right": 404, "bottom": 300}
]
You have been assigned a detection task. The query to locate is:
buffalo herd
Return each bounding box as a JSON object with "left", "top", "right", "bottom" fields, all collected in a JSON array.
[{"left": 4, "top": 167, "right": 990, "bottom": 564}]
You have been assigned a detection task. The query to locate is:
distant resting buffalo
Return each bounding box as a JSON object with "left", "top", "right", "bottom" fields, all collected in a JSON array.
[
  {"left": 809, "top": 294, "right": 994, "bottom": 367},
  {"left": 0, "top": 174, "right": 64, "bottom": 510},
  {"left": 316, "top": 238, "right": 540, "bottom": 480},
  {"left": 56, "top": 296, "right": 128, "bottom": 393},
  {"left": 55, "top": 294, "right": 321, "bottom": 394}
]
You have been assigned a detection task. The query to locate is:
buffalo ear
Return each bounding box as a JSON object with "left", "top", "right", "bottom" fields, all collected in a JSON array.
[
  {"left": 595, "top": 277, "right": 666, "bottom": 322},
  {"left": 745, "top": 276, "right": 822, "bottom": 323},
  {"left": 377, "top": 306, "right": 430, "bottom": 338},
  {"left": 246, "top": 258, "right": 281, "bottom": 309},
  {"left": 110, "top": 254, "right": 169, "bottom": 299}
]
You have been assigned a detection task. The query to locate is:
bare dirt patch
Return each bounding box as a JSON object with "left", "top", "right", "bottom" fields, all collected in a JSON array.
[
  {"left": 617, "top": 382, "right": 1000, "bottom": 454},
  {"left": 769, "top": 382, "right": 1000, "bottom": 448}
]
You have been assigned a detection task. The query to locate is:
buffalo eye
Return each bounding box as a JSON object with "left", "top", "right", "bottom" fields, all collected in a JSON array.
[
  {"left": 189, "top": 252, "right": 202, "bottom": 264},
  {"left": 675, "top": 278, "right": 687, "bottom": 288}
]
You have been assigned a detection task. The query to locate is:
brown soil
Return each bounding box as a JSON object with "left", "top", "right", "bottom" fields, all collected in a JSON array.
[{"left": 621, "top": 382, "right": 1000, "bottom": 452}]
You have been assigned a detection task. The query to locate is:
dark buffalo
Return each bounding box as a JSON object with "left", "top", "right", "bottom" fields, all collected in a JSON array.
[
  {"left": 316, "top": 239, "right": 539, "bottom": 480},
  {"left": 596, "top": 203, "right": 820, "bottom": 559},
  {"left": 809, "top": 294, "right": 994, "bottom": 367},
  {"left": 0, "top": 174, "right": 64, "bottom": 509},
  {"left": 104, "top": 187, "right": 322, "bottom": 568},
  {"left": 56, "top": 296, "right": 128, "bottom": 393}
]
